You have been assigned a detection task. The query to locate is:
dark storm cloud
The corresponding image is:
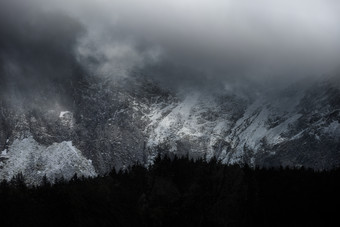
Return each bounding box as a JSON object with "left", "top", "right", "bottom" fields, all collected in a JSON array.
[
  {"left": 1, "top": 0, "right": 340, "bottom": 92},
  {"left": 52, "top": 0, "right": 340, "bottom": 90},
  {"left": 0, "top": 0, "right": 85, "bottom": 105}
]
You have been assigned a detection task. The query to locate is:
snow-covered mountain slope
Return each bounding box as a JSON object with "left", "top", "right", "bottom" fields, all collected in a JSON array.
[
  {"left": 0, "top": 75, "right": 340, "bottom": 183},
  {"left": 144, "top": 91, "right": 248, "bottom": 163},
  {"left": 144, "top": 79, "right": 340, "bottom": 169},
  {"left": 0, "top": 136, "right": 96, "bottom": 185}
]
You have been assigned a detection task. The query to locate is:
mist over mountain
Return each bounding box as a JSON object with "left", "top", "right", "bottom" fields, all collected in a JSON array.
[
  {"left": 2, "top": 0, "right": 340, "bottom": 90},
  {"left": 0, "top": 0, "right": 340, "bottom": 184}
]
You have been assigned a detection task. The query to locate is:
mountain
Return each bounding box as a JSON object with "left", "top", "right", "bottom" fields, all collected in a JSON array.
[{"left": 0, "top": 75, "right": 340, "bottom": 184}]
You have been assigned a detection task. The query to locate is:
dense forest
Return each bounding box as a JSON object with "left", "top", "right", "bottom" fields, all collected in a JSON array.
[{"left": 0, "top": 155, "right": 339, "bottom": 227}]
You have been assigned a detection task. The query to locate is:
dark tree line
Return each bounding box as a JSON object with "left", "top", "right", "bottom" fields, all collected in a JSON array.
[{"left": 0, "top": 155, "right": 339, "bottom": 227}]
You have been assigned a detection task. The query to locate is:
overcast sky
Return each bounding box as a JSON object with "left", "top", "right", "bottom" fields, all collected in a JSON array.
[{"left": 1, "top": 0, "right": 340, "bottom": 92}]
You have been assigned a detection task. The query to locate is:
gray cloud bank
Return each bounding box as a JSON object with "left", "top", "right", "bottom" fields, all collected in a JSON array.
[
  {"left": 0, "top": 0, "right": 85, "bottom": 108},
  {"left": 1, "top": 0, "right": 340, "bottom": 93}
]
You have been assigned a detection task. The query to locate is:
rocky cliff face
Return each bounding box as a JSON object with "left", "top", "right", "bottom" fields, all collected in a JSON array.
[
  {"left": 1, "top": 75, "right": 340, "bottom": 184},
  {"left": 145, "top": 77, "right": 340, "bottom": 169}
]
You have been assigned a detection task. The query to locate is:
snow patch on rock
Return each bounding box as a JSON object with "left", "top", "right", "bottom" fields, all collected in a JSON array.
[
  {"left": 0, "top": 136, "right": 97, "bottom": 185},
  {"left": 59, "top": 111, "right": 74, "bottom": 128},
  {"left": 322, "top": 121, "right": 340, "bottom": 138}
]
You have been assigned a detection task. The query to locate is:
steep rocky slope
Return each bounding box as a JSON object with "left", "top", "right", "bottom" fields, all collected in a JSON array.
[
  {"left": 1, "top": 75, "right": 339, "bottom": 184},
  {"left": 145, "top": 78, "right": 340, "bottom": 169}
]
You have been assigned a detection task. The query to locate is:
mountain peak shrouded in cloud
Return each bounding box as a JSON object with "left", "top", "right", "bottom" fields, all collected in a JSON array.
[
  {"left": 1, "top": 0, "right": 340, "bottom": 186},
  {"left": 1, "top": 0, "right": 340, "bottom": 92}
]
